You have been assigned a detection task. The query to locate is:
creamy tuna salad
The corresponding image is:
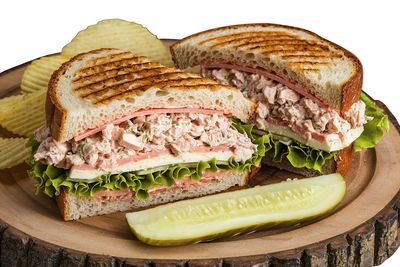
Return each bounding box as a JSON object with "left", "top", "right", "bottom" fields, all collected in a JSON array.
[
  {"left": 203, "top": 68, "right": 370, "bottom": 141},
  {"left": 34, "top": 112, "right": 257, "bottom": 170}
]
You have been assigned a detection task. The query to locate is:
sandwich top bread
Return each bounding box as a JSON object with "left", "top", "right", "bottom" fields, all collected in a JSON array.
[{"left": 28, "top": 48, "right": 267, "bottom": 220}]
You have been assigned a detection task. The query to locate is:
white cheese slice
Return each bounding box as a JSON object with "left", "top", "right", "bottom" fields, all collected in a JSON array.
[
  {"left": 68, "top": 151, "right": 235, "bottom": 181},
  {"left": 260, "top": 121, "right": 364, "bottom": 152}
]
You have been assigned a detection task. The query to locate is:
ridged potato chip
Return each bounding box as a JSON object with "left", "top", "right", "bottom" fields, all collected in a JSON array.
[
  {"left": 61, "top": 19, "right": 173, "bottom": 66},
  {"left": 21, "top": 55, "right": 70, "bottom": 93},
  {"left": 0, "top": 137, "right": 31, "bottom": 169},
  {"left": 0, "top": 94, "right": 28, "bottom": 116},
  {"left": 0, "top": 89, "right": 46, "bottom": 136}
]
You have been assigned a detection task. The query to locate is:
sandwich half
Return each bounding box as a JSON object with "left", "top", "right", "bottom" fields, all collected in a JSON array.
[
  {"left": 171, "top": 23, "right": 388, "bottom": 176},
  {"left": 27, "top": 48, "right": 267, "bottom": 220}
]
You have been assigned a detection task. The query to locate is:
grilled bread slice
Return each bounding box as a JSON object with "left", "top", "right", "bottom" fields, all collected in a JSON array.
[
  {"left": 47, "top": 48, "right": 255, "bottom": 143},
  {"left": 170, "top": 23, "right": 363, "bottom": 114}
]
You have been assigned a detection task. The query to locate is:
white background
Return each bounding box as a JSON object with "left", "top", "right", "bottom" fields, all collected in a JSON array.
[{"left": 1, "top": 0, "right": 399, "bottom": 265}]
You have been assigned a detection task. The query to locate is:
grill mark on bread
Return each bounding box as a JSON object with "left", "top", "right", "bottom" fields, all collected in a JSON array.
[
  {"left": 69, "top": 49, "right": 228, "bottom": 106},
  {"left": 280, "top": 54, "right": 343, "bottom": 60},
  {"left": 301, "top": 68, "right": 321, "bottom": 72},
  {"left": 81, "top": 55, "right": 148, "bottom": 72},
  {"left": 209, "top": 36, "right": 298, "bottom": 48},
  {"left": 73, "top": 62, "right": 162, "bottom": 90},
  {"left": 80, "top": 68, "right": 195, "bottom": 98},
  {"left": 74, "top": 67, "right": 171, "bottom": 96},
  {"left": 198, "top": 31, "right": 296, "bottom": 46},
  {"left": 85, "top": 51, "right": 134, "bottom": 66},
  {"left": 246, "top": 44, "right": 329, "bottom": 53},
  {"left": 207, "top": 37, "right": 295, "bottom": 49},
  {"left": 73, "top": 61, "right": 162, "bottom": 82},
  {"left": 73, "top": 66, "right": 176, "bottom": 91},
  {"left": 82, "top": 73, "right": 204, "bottom": 100},
  {"left": 288, "top": 61, "right": 333, "bottom": 67},
  {"left": 202, "top": 34, "right": 340, "bottom": 67},
  {"left": 232, "top": 39, "right": 322, "bottom": 49},
  {"left": 209, "top": 35, "right": 298, "bottom": 48},
  {"left": 261, "top": 49, "right": 339, "bottom": 57},
  {"left": 190, "top": 29, "right": 344, "bottom": 70},
  {"left": 74, "top": 56, "right": 149, "bottom": 79},
  {"left": 95, "top": 78, "right": 217, "bottom": 104}
]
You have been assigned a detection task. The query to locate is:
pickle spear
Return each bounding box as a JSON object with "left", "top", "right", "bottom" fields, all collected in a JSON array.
[{"left": 126, "top": 173, "right": 346, "bottom": 246}]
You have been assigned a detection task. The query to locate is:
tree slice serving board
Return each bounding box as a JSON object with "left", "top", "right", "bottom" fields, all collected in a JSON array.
[{"left": 0, "top": 40, "right": 399, "bottom": 267}]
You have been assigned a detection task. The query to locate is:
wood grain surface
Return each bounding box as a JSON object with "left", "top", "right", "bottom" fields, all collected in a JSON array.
[{"left": 0, "top": 40, "right": 399, "bottom": 266}]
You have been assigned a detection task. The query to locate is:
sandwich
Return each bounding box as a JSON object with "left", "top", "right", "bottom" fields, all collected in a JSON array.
[
  {"left": 171, "top": 23, "right": 388, "bottom": 176},
  {"left": 27, "top": 48, "right": 267, "bottom": 220}
]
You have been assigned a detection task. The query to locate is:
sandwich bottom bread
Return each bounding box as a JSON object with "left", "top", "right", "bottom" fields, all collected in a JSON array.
[
  {"left": 56, "top": 169, "right": 254, "bottom": 220},
  {"left": 27, "top": 48, "right": 267, "bottom": 220}
]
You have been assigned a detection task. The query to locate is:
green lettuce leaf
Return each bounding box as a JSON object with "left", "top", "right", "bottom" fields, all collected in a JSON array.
[
  {"left": 232, "top": 119, "right": 335, "bottom": 172},
  {"left": 27, "top": 120, "right": 269, "bottom": 198},
  {"left": 353, "top": 92, "right": 389, "bottom": 152},
  {"left": 268, "top": 137, "right": 335, "bottom": 172},
  {"left": 286, "top": 143, "right": 335, "bottom": 172}
]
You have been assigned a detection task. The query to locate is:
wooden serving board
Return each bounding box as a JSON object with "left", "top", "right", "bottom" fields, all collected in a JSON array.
[{"left": 0, "top": 40, "right": 400, "bottom": 267}]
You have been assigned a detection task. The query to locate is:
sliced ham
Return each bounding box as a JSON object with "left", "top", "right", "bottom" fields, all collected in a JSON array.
[
  {"left": 148, "top": 170, "right": 231, "bottom": 194},
  {"left": 93, "top": 188, "right": 133, "bottom": 201}
]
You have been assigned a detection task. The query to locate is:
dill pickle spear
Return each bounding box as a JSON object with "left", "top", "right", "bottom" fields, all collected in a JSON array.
[{"left": 126, "top": 173, "right": 346, "bottom": 246}]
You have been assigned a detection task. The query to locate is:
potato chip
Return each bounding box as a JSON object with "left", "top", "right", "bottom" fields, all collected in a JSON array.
[
  {"left": 61, "top": 19, "right": 173, "bottom": 66},
  {"left": 0, "top": 137, "right": 31, "bottom": 169},
  {"left": 0, "top": 89, "right": 46, "bottom": 137},
  {"left": 21, "top": 55, "right": 70, "bottom": 93},
  {"left": 0, "top": 94, "right": 27, "bottom": 115}
]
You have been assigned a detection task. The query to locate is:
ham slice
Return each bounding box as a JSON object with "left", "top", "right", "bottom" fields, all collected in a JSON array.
[
  {"left": 93, "top": 188, "right": 133, "bottom": 201},
  {"left": 74, "top": 108, "right": 228, "bottom": 141},
  {"left": 203, "top": 62, "right": 328, "bottom": 108},
  {"left": 148, "top": 170, "right": 231, "bottom": 194}
]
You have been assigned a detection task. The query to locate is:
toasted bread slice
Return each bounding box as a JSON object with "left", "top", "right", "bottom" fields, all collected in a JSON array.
[
  {"left": 47, "top": 48, "right": 255, "bottom": 142},
  {"left": 170, "top": 23, "right": 363, "bottom": 114},
  {"left": 56, "top": 169, "right": 251, "bottom": 221}
]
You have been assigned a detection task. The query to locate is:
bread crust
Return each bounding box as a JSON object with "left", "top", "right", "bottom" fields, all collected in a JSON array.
[
  {"left": 170, "top": 23, "right": 363, "bottom": 114},
  {"left": 335, "top": 144, "right": 353, "bottom": 176},
  {"left": 47, "top": 49, "right": 119, "bottom": 141},
  {"left": 55, "top": 188, "right": 69, "bottom": 220},
  {"left": 341, "top": 64, "right": 363, "bottom": 116}
]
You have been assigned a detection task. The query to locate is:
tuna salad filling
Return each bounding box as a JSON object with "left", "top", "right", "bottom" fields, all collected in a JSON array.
[
  {"left": 203, "top": 67, "right": 370, "bottom": 150},
  {"left": 33, "top": 112, "right": 257, "bottom": 178}
]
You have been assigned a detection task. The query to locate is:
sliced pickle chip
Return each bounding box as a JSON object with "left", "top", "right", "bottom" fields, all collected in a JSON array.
[{"left": 126, "top": 173, "right": 346, "bottom": 246}]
